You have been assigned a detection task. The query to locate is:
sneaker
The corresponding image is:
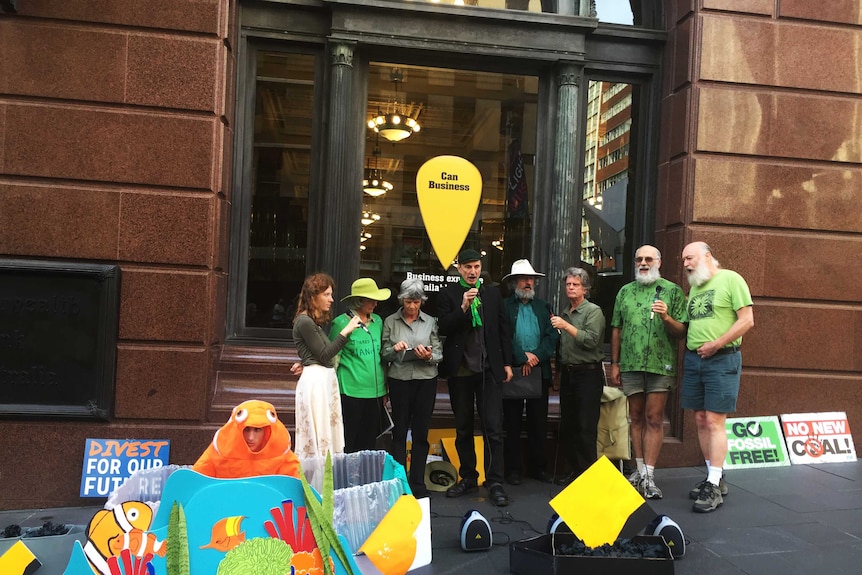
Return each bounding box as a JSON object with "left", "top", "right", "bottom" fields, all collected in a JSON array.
[
  {"left": 688, "top": 474, "right": 728, "bottom": 500},
  {"left": 627, "top": 470, "right": 643, "bottom": 492},
  {"left": 641, "top": 474, "right": 663, "bottom": 499},
  {"left": 692, "top": 482, "right": 723, "bottom": 513}
]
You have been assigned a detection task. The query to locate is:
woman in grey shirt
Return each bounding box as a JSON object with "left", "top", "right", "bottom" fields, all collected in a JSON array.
[
  {"left": 381, "top": 278, "right": 442, "bottom": 497},
  {"left": 292, "top": 273, "right": 363, "bottom": 460}
]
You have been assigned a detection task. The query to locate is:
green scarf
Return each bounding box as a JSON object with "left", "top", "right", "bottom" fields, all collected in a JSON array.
[{"left": 458, "top": 277, "right": 483, "bottom": 327}]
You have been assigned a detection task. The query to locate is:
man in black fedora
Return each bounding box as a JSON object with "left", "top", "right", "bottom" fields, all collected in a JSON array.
[{"left": 437, "top": 248, "right": 514, "bottom": 507}]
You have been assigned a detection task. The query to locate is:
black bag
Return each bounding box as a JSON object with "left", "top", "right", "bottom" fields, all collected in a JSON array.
[{"left": 502, "top": 366, "right": 543, "bottom": 399}]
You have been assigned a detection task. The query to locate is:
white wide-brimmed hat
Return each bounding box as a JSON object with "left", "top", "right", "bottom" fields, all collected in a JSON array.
[
  {"left": 502, "top": 259, "right": 545, "bottom": 280},
  {"left": 424, "top": 460, "right": 458, "bottom": 492}
]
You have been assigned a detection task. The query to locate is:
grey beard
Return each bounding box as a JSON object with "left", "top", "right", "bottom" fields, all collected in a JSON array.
[
  {"left": 687, "top": 261, "right": 712, "bottom": 288},
  {"left": 635, "top": 266, "right": 661, "bottom": 286},
  {"left": 515, "top": 288, "right": 535, "bottom": 301}
]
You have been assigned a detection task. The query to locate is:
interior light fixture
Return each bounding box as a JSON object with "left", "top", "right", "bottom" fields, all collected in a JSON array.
[
  {"left": 363, "top": 136, "right": 393, "bottom": 197},
  {"left": 361, "top": 210, "right": 381, "bottom": 226},
  {"left": 368, "top": 68, "right": 421, "bottom": 143}
]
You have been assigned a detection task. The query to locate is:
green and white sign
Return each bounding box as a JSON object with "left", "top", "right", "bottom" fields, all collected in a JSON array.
[{"left": 725, "top": 416, "right": 791, "bottom": 469}]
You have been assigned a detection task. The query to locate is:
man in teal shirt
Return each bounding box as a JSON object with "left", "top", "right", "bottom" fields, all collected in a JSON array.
[
  {"left": 609, "top": 245, "right": 687, "bottom": 499},
  {"left": 502, "top": 259, "right": 558, "bottom": 485}
]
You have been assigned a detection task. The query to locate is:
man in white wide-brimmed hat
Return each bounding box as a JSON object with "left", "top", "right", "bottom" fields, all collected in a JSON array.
[{"left": 501, "top": 259, "right": 559, "bottom": 485}]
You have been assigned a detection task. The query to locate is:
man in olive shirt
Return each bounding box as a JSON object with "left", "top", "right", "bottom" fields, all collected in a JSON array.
[{"left": 550, "top": 267, "right": 606, "bottom": 485}]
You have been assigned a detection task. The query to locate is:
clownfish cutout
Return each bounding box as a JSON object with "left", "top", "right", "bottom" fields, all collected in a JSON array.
[
  {"left": 199, "top": 516, "right": 246, "bottom": 552},
  {"left": 359, "top": 495, "right": 422, "bottom": 575},
  {"left": 193, "top": 400, "right": 301, "bottom": 479},
  {"left": 83, "top": 501, "right": 167, "bottom": 575}
]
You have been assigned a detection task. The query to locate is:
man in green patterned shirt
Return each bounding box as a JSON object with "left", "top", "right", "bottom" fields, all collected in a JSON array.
[{"left": 609, "top": 245, "right": 687, "bottom": 499}]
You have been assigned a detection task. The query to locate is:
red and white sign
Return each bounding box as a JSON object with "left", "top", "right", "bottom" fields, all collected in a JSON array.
[{"left": 780, "top": 412, "right": 857, "bottom": 464}]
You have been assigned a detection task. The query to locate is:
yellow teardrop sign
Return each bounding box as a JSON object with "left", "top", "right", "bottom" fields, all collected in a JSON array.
[{"left": 416, "top": 156, "right": 482, "bottom": 270}]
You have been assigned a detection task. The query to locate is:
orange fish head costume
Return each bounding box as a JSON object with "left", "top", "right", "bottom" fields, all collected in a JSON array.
[{"left": 192, "top": 400, "right": 300, "bottom": 479}]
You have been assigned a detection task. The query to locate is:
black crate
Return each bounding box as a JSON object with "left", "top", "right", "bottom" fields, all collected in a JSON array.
[{"left": 510, "top": 533, "right": 674, "bottom": 575}]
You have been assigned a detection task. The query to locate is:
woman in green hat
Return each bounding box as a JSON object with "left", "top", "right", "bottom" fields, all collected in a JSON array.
[{"left": 329, "top": 278, "right": 392, "bottom": 452}]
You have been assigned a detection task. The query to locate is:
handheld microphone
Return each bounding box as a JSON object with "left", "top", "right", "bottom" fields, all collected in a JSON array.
[
  {"left": 346, "top": 309, "right": 370, "bottom": 333},
  {"left": 649, "top": 285, "right": 664, "bottom": 320},
  {"left": 546, "top": 302, "right": 561, "bottom": 335}
]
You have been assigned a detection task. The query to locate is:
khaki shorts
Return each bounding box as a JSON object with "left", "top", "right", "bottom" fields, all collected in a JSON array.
[{"left": 620, "top": 371, "right": 676, "bottom": 396}]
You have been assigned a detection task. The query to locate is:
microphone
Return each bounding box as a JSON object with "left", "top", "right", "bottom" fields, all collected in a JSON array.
[
  {"left": 649, "top": 285, "right": 664, "bottom": 320},
  {"left": 546, "top": 303, "right": 561, "bottom": 335},
  {"left": 346, "top": 309, "right": 370, "bottom": 333}
]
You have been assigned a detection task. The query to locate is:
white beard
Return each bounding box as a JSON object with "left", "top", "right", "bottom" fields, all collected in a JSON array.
[
  {"left": 635, "top": 266, "right": 661, "bottom": 286},
  {"left": 687, "top": 260, "right": 713, "bottom": 288}
]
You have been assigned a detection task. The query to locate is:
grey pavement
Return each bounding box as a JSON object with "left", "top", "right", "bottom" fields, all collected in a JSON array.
[{"left": 3, "top": 462, "right": 862, "bottom": 574}]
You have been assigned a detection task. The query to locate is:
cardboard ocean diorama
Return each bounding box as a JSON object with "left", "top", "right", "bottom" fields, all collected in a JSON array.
[{"left": 56, "top": 451, "right": 428, "bottom": 575}]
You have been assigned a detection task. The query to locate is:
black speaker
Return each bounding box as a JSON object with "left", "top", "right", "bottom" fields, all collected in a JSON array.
[
  {"left": 547, "top": 513, "right": 572, "bottom": 534},
  {"left": 647, "top": 514, "right": 685, "bottom": 558},
  {"left": 460, "top": 510, "right": 492, "bottom": 551}
]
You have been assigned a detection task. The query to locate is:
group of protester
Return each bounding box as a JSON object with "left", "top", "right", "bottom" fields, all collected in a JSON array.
[{"left": 193, "top": 240, "right": 752, "bottom": 515}]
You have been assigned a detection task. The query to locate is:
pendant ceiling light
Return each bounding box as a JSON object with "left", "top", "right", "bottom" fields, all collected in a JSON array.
[
  {"left": 361, "top": 209, "right": 381, "bottom": 226},
  {"left": 362, "top": 137, "right": 393, "bottom": 197},
  {"left": 368, "top": 68, "right": 421, "bottom": 143}
]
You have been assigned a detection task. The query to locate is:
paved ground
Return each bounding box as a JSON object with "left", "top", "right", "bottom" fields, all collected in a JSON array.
[{"left": 3, "top": 462, "right": 862, "bottom": 574}]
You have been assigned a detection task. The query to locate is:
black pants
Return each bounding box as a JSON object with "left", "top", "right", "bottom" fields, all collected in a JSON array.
[
  {"left": 558, "top": 366, "right": 604, "bottom": 479},
  {"left": 341, "top": 394, "right": 384, "bottom": 453},
  {"left": 502, "top": 380, "right": 550, "bottom": 475},
  {"left": 388, "top": 376, "right": 437, "bottom": 494},
  {"left": 447, "top": 370, "right": 505, "bottom": 486}
]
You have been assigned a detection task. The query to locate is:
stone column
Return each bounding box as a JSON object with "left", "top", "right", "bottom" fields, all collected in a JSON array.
[
  {"left": 546, "top": 64, "right": 583, "bottom": 314},
  {"left": 320, "top": 40, "right": 360, "bottom": 299}
]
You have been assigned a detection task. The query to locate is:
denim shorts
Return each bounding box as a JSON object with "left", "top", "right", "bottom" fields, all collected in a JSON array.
[
  {"left": 620, "top": 371, "right": 676, "bottom": 396},
  {"left": 680, "top": 349, "right": 741, "bottom": 413}
]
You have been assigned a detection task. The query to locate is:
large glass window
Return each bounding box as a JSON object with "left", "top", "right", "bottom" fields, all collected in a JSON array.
[
  {"left": 580, "top": 79, "right": 640, "bottom": 317},
  {"left": 244, "top": 52, "right": 315, "bottom": 330},
  {"left": 360, "top": 63, "right": 539, "bottom": 316}
]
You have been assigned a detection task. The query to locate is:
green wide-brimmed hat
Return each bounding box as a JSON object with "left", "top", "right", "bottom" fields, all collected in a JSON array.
[{"left": 341, "top": 277, "right": 391, "bottom": 301}]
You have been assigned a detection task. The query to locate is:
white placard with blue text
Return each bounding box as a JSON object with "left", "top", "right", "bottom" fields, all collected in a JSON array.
[{"left": 80, "top": 438, "right": 170, "bottom": 497}]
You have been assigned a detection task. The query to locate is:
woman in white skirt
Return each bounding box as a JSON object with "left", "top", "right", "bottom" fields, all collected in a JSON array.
[{"left": 292, "top": 273, "right": 363, "bottom": 460}]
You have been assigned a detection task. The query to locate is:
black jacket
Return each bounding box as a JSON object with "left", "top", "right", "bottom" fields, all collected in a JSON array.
[{"left": 437, "top": 280, "right": 513, "bottom": 382}]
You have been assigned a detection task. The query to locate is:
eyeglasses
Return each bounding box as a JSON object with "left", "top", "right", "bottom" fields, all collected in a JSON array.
[{"left": 634, "top": 256, "right": 656, "bottom": 263}]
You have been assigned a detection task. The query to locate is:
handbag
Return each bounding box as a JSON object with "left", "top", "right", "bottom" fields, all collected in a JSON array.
[
  {"left": 597, "top": 385, "right": 631, "bottom": 460},
  {"left": 502, "top": 366, "right": 543, "bottom": 399}
]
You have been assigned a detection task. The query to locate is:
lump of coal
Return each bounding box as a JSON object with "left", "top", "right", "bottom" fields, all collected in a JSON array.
[
  {"left": 557, "top": 537, "right": 667, "bottom": 558},
  {"left": 24, "top": 522, "right": 69, "bottom": 537}
]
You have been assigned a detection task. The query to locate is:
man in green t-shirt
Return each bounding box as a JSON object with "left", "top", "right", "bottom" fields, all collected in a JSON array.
[
  {"left": 681, "top": 241, "right": 754, "bottom": 514},
  {"left": 609, "top": 245, "right": 687, "bottom": 500}
]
